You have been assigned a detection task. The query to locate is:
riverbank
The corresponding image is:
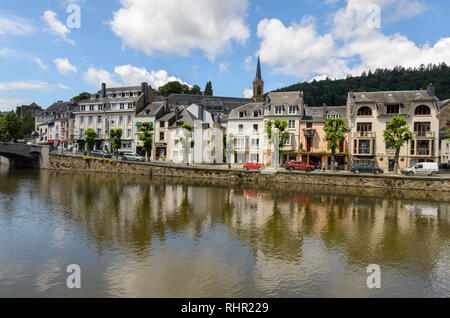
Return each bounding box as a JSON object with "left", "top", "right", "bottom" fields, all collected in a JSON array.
[{"left": 43, "top": 153, "right": 450, "bottom": 192}]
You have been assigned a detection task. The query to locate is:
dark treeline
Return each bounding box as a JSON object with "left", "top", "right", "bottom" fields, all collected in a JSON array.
[{"left": 274, "top": 63, "right": 450, "bottom": 106}]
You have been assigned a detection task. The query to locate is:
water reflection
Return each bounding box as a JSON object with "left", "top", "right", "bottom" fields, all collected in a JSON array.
[{"left": 0, "top": 169, "right": 449, "bottom": 297}]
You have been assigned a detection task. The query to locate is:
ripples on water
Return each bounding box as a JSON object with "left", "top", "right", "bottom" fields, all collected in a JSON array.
[{"left": 0, "top": 167, "right": 449, "bottom": 298}]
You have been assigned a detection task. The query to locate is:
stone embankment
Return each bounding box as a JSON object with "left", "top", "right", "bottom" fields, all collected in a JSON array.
[{"left": 45, "top": 153, "right": 450, "bottom": 193}]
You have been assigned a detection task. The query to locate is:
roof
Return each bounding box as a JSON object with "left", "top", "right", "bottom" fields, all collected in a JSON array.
[
  {"left": 44, "top": 101, "right": 77, "bottom": 114},
  {"left": 229, "top": 102, "right": 264, "bottom": 120},
  {"left": 303, "top": 106, "right": 347, "bottom": 123},
  {"left": 267, "top": 91, "right": 303, "bottom": 106},
  {"left": 97, "top": 85, "right": 142, "bottom": 93},
  {"left": 350, "top": 90, "right": 438, "bottom": 104},
  {"left": 137, "top": 102, "right": 163, "bottom": 117}
]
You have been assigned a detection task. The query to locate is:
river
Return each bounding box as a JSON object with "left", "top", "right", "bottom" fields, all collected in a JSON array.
[{"left": 0, "top": 166, "right": 449, "bottom": 297}]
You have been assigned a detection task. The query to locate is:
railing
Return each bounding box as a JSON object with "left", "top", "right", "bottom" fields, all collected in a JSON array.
[
  {"left": 414, "top": 131, "right": 435, "bottom": 138},
  {"left": 416, "top": 148, "right": 431, "bottom": 156},
  {"left": 353, "top": 131, "right": 376, "bottom": 138},
  {"left": 303, "top": 128, "right": 316, "bottom": 137}
]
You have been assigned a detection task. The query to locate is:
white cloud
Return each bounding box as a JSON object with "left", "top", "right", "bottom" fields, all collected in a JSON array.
[
  {"left": 0, "top": 81, "right": 53, "bottom": 91},
  {"left": 0, "top": 49, "right": 47, "bottom": 70},
  {"left": 257, "top": 0, "right": 448, "bottom": 80},
  {"left": 110, "top": 0, "right": 250, "bottom": 60},
  {"left": 0, "top": 14, "right": 35, "bottom": 36},
  {"left": 243, "top": 56, "right": 254, "bottom": 71},
  {"left": 84, "top": 67, "right": 119, "bottom": 87},
  {"left": 83, "top": 65, "right": 188, "bottom": 90},
  {"left": 58, "top": 84, "right": 71, "bottom": 89},
  {"left": 54, "top": 58, "right": 77, "bottom": 75},
  {"left": 0, "top": 97, "right": 31, "bottom": 111},
  {"left": 114, "top": 65, "right": 187, "bottom": 89},
  {"left": 243, "top": 88, "right": 253, "bottom": 98},
  {"left": 42, "top": 10, "right": 75, "bottom": 45},
  {"left": 219, "top": 62, "right": 231, "bottom": 74}
]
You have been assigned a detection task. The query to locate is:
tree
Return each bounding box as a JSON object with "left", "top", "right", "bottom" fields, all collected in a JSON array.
[
  {"left": 0, "top": 111, "right": 23, "bottom": 142},
  {"left": 180, "top": 123, "right": 194, "bottom": 164},
  {"left": 266, "top": 119, "right": 290, "bottom": 166},
  {"left": 139, "top": 123, "right": 154, "bottom": 161},
  {"left": 84, "top": 128, "right": 98, "bottom": 153},
  {"left": 157, "top": 81, "right": 183, "bottom": 97},
  {"left": 190, "top": 85, "right": 202, "bottom": 95},
  {"left": 73, "top": 92, "right": 91, "bottom": 103},
  {"left": 383, "top": 116, "right": 413, "bottom": 174},
  {"left": 324, "top": 117, "right": 349, "bottom": 171},
  {"left": 204, "top": 81, "right": 213, "bottom": 96},
  {"left": 110, "top": 129, "right": 123, "bottom": 157},
  {"left": 22, "top": 117, "right": 35, "bottom": 136}
]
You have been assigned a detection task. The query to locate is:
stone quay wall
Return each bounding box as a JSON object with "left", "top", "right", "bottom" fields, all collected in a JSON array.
[{"left": 46, "top": 153, "right": 450, "bottom": 192}]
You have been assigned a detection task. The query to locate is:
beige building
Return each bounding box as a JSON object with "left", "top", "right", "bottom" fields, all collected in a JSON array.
[{"left": 347, "top": 86, "right": 440, "bottom": 171}]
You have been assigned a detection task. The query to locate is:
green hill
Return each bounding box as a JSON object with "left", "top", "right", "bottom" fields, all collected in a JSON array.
[{"left": 274, "top": 63, "right": 450, "bottom": 106}]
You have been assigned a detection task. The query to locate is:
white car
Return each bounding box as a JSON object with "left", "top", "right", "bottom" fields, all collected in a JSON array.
[
  {"left": 402, "top": 162, "right": 439, "bottom": 176},
  {"left": 123, "top": 153, "right": 145, "bottom": 162}
]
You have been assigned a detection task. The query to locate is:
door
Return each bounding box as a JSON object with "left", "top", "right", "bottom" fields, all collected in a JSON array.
[{"left": 388, "top": 159, "right": 395, "bottom": 172}]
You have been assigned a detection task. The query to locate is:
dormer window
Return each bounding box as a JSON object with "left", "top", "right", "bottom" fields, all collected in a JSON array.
[
  {"left": 253, "top": 111, "right": 259, "bottom": 117},
  {"left": 386, "top": 104, "right": 400, "bottom": 114},
  {"left": 89, "top": 105, "right": 95, "bottom": 111},
  {"left": 275, "top": 106, "right": 283, "bottom": 114},
  {"left": 289, "top": 106, "right": 297, "bottom": 114},
  {"left": 239, "top": 111, "right": 245, "bottom": 118}
]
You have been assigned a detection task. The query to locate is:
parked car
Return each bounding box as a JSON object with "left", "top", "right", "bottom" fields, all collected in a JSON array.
[
  {"left": 123, "top": 153, "right": 145, "bottom": 162},
  {"left": 91, "top": 150, "right": 112, "bottom": 158},
  {"left": 244, "top": 162, "right": 264, "bottom": 170},
  {"left": 285, "top": 161, "right": 316, "bottom": 172},
  {"left": 438, "top": 163, "right": 450, "bottom": 174},
  {"left": 402, "top": 162, "right": 439, "bottom": 176},
  {"left": 351, "top": 164, "right": 384, "bottom": 175}
]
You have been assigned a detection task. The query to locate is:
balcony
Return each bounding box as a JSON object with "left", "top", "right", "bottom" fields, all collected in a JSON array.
[
  {"left": 303, "top": 128, "right": 316, "bottom": 137},
  {"left": 413, "top": 131, "right": 435, "bottom": 139},
  {"left": 353, "top": 131, "right": 376, "bottom": 138}
]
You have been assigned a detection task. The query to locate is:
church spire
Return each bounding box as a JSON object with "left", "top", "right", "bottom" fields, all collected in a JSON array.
[
  {"left": 253, "top": 55, "right": 264, "bottom": 102},
  {"left": 255, "top": 55, "right": 262, "bottom": 81}
]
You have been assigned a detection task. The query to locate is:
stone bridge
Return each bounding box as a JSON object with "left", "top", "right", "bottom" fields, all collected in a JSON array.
[{"left": 0, "top": 143, "right": 49, "bottom": 168}]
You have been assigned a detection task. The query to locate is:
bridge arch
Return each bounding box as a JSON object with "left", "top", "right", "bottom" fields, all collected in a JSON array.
[{"left": 0, "top": 143, "right": 47, "bottom": 169}]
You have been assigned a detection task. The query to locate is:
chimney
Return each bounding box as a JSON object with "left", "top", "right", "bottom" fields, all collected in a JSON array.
[
  {"left": 427, "top": 83, "right": 435, "bottom": 97},
  {"left": 163, "top": 97, "right": 169, "bottom": 113},
  {"left": 101, "top": 83, "right": 106, "bottom": 98},
  {"left": 141, "top": 82, "right": 149, "bottom": 105},
  {"left": 175, "top": 107, "right": 180, "bottom": 121},
  {"left": 198, "top": 105, "right": 204, "bottom": 121}
]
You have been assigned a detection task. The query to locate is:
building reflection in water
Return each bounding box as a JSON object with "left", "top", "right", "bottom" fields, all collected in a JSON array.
[{"left": 0, "top": 169, "right": 448, "bottom": 297}]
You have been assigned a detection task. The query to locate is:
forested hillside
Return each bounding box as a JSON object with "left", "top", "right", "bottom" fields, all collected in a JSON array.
[{"left": 274, "top": 63, "right": 450, "bottom": 106}]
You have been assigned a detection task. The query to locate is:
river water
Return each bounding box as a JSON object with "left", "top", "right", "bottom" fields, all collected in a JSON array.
[{"left": 0, "top": 166, "right": 449, "bottom": 297}]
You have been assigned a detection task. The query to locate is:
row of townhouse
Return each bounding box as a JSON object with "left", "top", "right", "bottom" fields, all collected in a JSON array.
[
  {"left": 227, "top": 84, "right": 446, "bottom": 171},
  {"left": 35, "top": 100, "right": 78, "bottom": 146}
]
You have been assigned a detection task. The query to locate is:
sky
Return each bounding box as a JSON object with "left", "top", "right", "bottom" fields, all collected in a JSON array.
[{"left": 0, "top": 0, "right": 449, "bottom": 111}]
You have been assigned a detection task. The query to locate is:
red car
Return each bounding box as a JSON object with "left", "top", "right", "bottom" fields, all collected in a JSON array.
[
  {"left": 285, "top": 161, "right": 315, "bottom": 172},
  {"left": 244, "top": 162, "right": 264, "bottom": 170}
]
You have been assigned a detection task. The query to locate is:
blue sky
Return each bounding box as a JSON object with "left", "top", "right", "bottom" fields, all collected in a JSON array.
[{"left": 0, "top": 0, "right": 449, "bottom": 111}]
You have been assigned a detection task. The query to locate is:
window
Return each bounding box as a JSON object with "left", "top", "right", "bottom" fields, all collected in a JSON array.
[
  {"left": 127, "top": 115, "right": 132, "bottom": 124},
  {"left": 306, "top": 137, "right": 313, "bottom": 152},
  {"left": 239, "top": 124, "right": 244, "bottom": 133},
  {"left": 251, "top": 154, "right": 259, "bottom": 162},
  {"left": 289, "top": 106, "right": 297, "bottom": 114},
  {"left": 357, "top": 106, "right": 372, "bottom": 116},
  {"left": 289, "top": 120, "right": 296, "bottom": 129},
  {"left": 386, "top": 104, "right": 400, "bottom": 114},
  {"left": 328, "top": 114, "right": 341, "bottom": 119},
  {"left": 414, "top": 122, "right": 431, "bottom": 136},
  {"left": 357, "top": 123, "right": 372, "bottom": 133},
  {"left": 253, "top": 124, "right": 258, "bottom": 133},
  {"left": 275, "top": 106, "right": 283, "bottom": 114},
  {"left": 80, "top": 129, "right": 84, "bottom": 137},
  {"left": 239, "top": 111, "right": 245, "bottom": 118},
  {"left": 254, "top": 111, "right": 259, "bottom": 118},
  {"left": 97, "top": 129, "right": 102, "bottom": 137},
  {"left": 119, "top": 116, "right": 123, "bottom": 124},
  {"left": 160, "top": 132, "right": 164, "bottom": 141},
  {"left": 128, "top": 103, "right": 134, "bottom": 109},
  {"left": 160, "top": 121, "right": 165, "bottom": 128},
  {"left": 415, "top": 105, "right": 431, "bottom": 116},
  {"left": 89, "top": 105, "right": 95, "bottom": 111},
  {"left": 97, "top": 116, "right": 102, "bottom": 124},
  {"left": 88, "top": 116, "right": 93, "bottom": 124},
  {"left": 358, "top": 140, "right": 371, "bottom": 154},
  {"left": 120, "top": 104, "right": 125, "bottom": 110},
  {"left": 251, "top": 139, "right": 259, "bottom": 147},
  {"left": 81, "top": 105, "right": 86, "bottom": 111},
  {"left": 98, "top": 104, "right": 103, "bottom": 110},
  {"left": 127, "top": 129, "right": 131, "bottom": 137},
  {"left": 306, "top": 122, "right": 313, "bottom": 129}
]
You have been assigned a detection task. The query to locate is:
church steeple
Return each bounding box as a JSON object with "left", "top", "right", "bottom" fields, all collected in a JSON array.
[{"left": 253, "top": 55, "right": 264, "bottom": 102}]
